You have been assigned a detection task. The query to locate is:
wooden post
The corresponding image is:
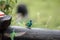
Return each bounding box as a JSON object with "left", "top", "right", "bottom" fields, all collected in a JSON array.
[
  {"left": 0, "top": 34, "right": 2, "bottom": 40},
  {"left": 4, "top": 26, "right": 60, "bottom": 40},
  {"left": 0, "top": 15, "right": 12, "bottom": 40}
]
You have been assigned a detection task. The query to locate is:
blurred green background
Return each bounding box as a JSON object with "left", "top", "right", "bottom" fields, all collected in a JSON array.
[{"left": 1, "top": 0, "right": 60, "bottom": 30}]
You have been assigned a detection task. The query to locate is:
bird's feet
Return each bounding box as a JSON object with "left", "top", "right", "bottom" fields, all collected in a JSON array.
[{"left": 27, "top": 27, "right": 31, "bottom": 29}]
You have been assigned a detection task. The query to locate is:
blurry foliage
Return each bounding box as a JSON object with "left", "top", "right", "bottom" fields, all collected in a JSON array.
[
  {"left": 21, "top": 0, "right": 60, "bottom": 30},
  {"left": 0, "top": 0, "right": 60, "bottom": 30},
  {"left": 0, "top": 0, "right": 17, "bottom": 14}
]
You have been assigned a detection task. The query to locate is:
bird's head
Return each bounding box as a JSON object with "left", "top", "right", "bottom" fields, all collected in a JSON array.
[{"left": 30, "top": 20, "right": 32, "bottom": 23}]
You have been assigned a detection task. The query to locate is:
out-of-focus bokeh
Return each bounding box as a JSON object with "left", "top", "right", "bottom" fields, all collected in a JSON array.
[{"left": 1, "top": 0, "right": 60, "bottom": 30}]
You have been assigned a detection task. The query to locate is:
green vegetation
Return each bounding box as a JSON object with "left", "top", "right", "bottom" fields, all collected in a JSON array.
[{"left": 0, "top": 0, "right": 60, "bottom": 30}]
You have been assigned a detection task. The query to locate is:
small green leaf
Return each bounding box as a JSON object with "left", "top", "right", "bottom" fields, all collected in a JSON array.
[{"left": 10, "top": 29, "right": 16, "bottom": 40}]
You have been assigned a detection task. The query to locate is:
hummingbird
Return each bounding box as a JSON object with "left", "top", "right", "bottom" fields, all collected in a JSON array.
[{"left": 26, "top": 20, "right": 32, "bottom": 29}]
